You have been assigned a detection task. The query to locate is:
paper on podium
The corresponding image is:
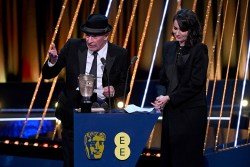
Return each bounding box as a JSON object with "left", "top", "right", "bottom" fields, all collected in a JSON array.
[{"left": 124, "top": 104, "right": 157, "bottom": 113}]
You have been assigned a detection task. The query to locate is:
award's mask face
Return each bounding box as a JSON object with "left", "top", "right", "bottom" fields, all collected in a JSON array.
[
  {"left": 84, "top": 132, "right": 106, "bottom": 159},
  {"left": 78, "top": 74, "right": 95, "bottom": 98}
]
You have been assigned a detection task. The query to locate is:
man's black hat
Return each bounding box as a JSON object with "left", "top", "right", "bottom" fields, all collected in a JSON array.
[{"left": 80, "top": 14, "right": 112, "bottom": 34}]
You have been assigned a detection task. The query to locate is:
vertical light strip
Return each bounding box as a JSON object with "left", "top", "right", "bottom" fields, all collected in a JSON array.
[
  {"left": 122, "top": 0, "right": 139, "bottom": 107},
  {"left": 202, "top": 0, "right": 212, "bottom": 44},
  {"left": 105, "top": 0, "right": 113, "bottom": 17},
  {"left": 20, "top": 0, "right": 68, "bottom": 138},
  {"left": 205, "top": 0, "right": 223, "bottom": 94},
  {"left": 247, "top": 118, "right": 250, "bottom": 143},
  {"left": 52, "top": 119, "right": 61, "bottom": 141},
  {"left": 125, "top": 0, "right": 154, "bottom": 106},
  {"left": 36, "top": 0, "right": 83, "bottom": 139},
  {"left": 82, "top": 0, "right": 97, "bottom": 39},
  {"left": 203, "top": 0, "right": 226, "bottom": 152},
  {"left": 123, "top": 0, "right": 139, "bottom": 49},
  {"left": 234, "top": 39, "right": 250, "bottom": 147},
  {"left": 226, "top": 0, "right": 249, "bottom": 147},
  {"left": 141, "top": 0, "right": 170, "bottom": 108},
  {"left": 169, "top": 0, "right": 182, "bottom": 42},
  {"left": 192, "top": 0, "right": 198, "bottom": 12},
  {"left": 204, "top": 0, "right": 229, "bottom": 152},
  {"left": 214, "top": 0, "right": 240, "bottom": 151},
  {"left": 90, "top": 0, "right": 98, "bottom": 14},
  {"left": 110, "top": 0, "right": 125, "bottom": 43}
]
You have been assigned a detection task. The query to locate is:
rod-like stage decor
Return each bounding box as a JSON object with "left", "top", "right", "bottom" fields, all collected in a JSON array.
[
  {"left": 235, "top": 39, "right": 250, "bottom": 147},
  {"left": 20, "top": 0, "right": 69, "bottom": 138},
  {"left": 36, "top": 0, "right": 84, "bottom": 140},
  {"left": 226, "top": 0, "right": 249, "bottom": 147},
  {"left": 141, "top": 0, "right": 170, "bottom": 108},
  {"left": 125, "top": 0, "right": 154, "bottom": 106}
]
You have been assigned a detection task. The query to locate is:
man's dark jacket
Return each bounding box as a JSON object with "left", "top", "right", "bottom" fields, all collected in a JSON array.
[{"left": 42, "top": 38, "right": 130, "bottom": 127}]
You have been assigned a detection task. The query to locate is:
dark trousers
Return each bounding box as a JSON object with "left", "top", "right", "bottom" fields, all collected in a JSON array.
[
  {"left": 160, "top": 106, "right": 207, "bottom": 167},
  {"left": 62, "top": 129, "right": 74, "bottom": 167},
  {"left": 56, "top": 100, "right": 74, "bottom": 167}
]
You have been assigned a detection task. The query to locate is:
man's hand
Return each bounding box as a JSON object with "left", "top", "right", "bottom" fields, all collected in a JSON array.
[
  {"left": 48, "top": 43, "right": 58, "bottom": 64},
  {"left": 103, "top": 86, "right": 115, "bottom": 98}
]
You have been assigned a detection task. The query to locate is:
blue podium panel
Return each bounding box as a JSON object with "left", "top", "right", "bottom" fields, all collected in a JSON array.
[{"left": 74, "top": 112, "right": 159, "bottom": 167}]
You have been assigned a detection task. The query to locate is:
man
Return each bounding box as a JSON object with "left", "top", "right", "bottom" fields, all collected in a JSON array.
[{"left": 42, "top": 14, "right": 131, "bottom": 167}]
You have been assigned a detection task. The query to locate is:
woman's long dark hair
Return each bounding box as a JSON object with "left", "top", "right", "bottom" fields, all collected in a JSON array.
[{"left": 173, "top": 9, "right": 202, "bottom": 46}]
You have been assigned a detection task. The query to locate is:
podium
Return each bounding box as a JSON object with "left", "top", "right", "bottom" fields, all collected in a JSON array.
[{"left": 74, "top": 111, "right": 160, "bottom": 167}]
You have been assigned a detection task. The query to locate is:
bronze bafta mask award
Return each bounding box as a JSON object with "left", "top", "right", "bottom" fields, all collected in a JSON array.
[{"left": 78, "top": 74, "right": 95, "bottom": 113}]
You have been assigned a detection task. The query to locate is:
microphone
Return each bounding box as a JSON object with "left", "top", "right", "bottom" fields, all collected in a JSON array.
[
  {"left": 100, "top": 57, "right": 106, "bottom": 66},
  {"left": 123, "top": 56, "right": 138, "bottom": 106},
  {"left": 100, "top": 58, "right": 111, "bottom": 112}
]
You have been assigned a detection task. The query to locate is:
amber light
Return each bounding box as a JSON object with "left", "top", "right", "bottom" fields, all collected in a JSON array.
[
  {"left": 4, "top": 140, "right": 10, "bottom": 144},
  {"left": 155, "top": 153, "right": 161, "bottom": 157},
  {"left": 42, "top": 143, "right": 49, "bottom": 147},
  {"left": 14, "top": 141, "right": 19, "bottom": 145},
  {"left": 33, "top": 143, "right": 39, "bottom": 147},
  {"left": 53, "top": 144, "right": 59, "bottom": 148}
]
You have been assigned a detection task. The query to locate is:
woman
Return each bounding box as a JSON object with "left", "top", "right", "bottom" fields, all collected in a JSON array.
[{"left": 152, "top": 9, "right": 208, "bottom": 167}]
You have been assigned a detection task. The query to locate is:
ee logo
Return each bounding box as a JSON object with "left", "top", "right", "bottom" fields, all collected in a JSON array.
[{"left": 114, "top": 132, "right": 131, "bottom": 160}]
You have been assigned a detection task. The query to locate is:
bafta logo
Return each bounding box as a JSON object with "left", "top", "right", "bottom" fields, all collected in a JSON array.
[{"left": 84, "top": 132, "right": 106, "bottom": 159}]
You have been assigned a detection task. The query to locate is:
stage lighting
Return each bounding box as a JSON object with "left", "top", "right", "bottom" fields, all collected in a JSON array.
[
  {"left": 242, "top": 99, "right": 248, "bottom": 107},
  {"left": 117, "top": 101, "right": 124, "bottom": 109},
  {"left": 113, "top": 97, "right": 125, "bottom": 109},
  {"left": 56, "top": 119, "right": 61, "bottom": 125},
  {"left": 42, "top": 143, "right": 49, "bottom": 148},
  {"left": 4, "top": 140, "right": 10, "bottom": 144},
  {"left": 53, "top": 144, "right": 59, "bottom": 148},
  {"left": 55, "top": 101, "right": 58, "bottom": 108},
  {"left": 23, "top": 141, "right": 29, "bottom": 146},
  {"left": 33, "top": 143, "right": 39, "bottom": 147},
  {"left": 155, "top": 153, "right": 161, "bottom": 157},
  {"left": 14, "top": 141, "right": 19, "bottom": 145}
]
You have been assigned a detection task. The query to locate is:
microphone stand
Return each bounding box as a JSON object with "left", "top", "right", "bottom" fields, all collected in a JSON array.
[
  {"left": 107, "top": 74, "right": 112, "bottom": 112},
  {"left": 123, "top": 65, "right": 131, "bottom": 106},
  {"left": 123, "top": 56, "right": 138, "bottom": 107},
  {"left": 101, "top": 58, "right": 112, "bottom": 113}
]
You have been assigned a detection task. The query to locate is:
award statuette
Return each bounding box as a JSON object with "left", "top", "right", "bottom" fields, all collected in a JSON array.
[{"left": 78, "top": 74, "right": 95, "bottom": 113}]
